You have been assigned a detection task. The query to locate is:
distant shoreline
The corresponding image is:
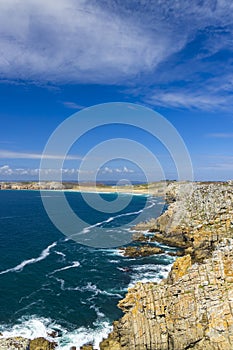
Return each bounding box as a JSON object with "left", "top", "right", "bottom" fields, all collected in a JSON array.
[{"left": 0, "top": 181, "right": 168, "bottom": 197}]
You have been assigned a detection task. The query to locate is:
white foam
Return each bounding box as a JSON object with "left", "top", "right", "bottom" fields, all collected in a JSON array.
[
  {"left": 50, "top": 261, "right": 80, "bottom": 275},
  {"left": 0, "top": 316, "right": 112, "bottom": 350},
  {"left": 0, "top": 317, "right": 54, "bottom": 340},
  {"left": 128, "top": 263, "right": 173, "bottom": 288},
  {"left": 53, "top": 279, "right": 122, "bottom": 298},
  {"left": 54, "top": 251, "right": 66, "bottom": 258},
  {"left": 57, "top": 321, "right": 112, "bottom": 350},
  {"left": 76, "top": 206, "right": 146, "bottom": 236},
  {"left": 0, "top": 216, "right": 19, "bottom": 220},
  {"left": 0, "top": 242, "right": 57, "bottom": 275}
]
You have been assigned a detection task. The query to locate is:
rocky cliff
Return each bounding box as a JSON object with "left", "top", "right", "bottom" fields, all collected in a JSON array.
[{"left": 100, "top": 181, "right": 233, "bottom": 350}]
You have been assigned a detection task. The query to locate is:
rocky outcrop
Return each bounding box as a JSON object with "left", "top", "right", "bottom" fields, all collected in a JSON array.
[
  {"left": 0, "top": 336, "right": 56, "bottom": 350},
  {"left": 30, "top": 337, "right": 56, "bottom": 349},
  {"left": 0, "top": 337, "right": 30, "bottom": 350},
  {"left": 100, "top": 238, "right": 233, "bottom": 350},
  {"left": 119, "top": 245, "right": 165, "bottom": 258},
  {"left": 80, "top": 345, "right": 95, "bottom": 350},
  {"left": 100, "top": 182, "right": 233, "bottom": 350},
  {"left": 134, "top": 182, "right": 233, "bottom": 262}
]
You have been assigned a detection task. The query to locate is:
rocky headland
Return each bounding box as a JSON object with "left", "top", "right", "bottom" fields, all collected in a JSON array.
[
  {"left": 1, "top": 181, "right": 233, "bottom": 350},
  {"left": 100, "top": 181, "right": 233, "bottom": 350}
]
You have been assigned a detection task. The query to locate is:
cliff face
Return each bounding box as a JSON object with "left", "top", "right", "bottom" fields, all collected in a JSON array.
[
  {"left": 135, "top": 182, "right": 233, "bottom": 261},
  {"left": 100, "top": 182, "right": 233, "bottom": 350},
  {"left": 101, "top": 239, "right": 233, "bottom": 350}
]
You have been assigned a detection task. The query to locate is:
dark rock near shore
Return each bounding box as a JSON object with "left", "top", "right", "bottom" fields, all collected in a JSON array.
[
  {"left": 30, "top": 337, "right": 56, "bottom": 350},
  {"left": 80, "top": 344, "right": 95, "bottom": 350},
  {"left": 131, "top": 232, "right": 149, "bottom": 242},
  {"left": 167, "top": 250, "right": 184, "bottom": 257},
  {"left": 119, "top": 245, "right": 165, "bottom": 258}
]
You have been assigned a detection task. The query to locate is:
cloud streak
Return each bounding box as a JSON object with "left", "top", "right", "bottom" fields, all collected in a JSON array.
[
  {"left": 0, "top": 150, "right": 81, "bottom": 160},
  {"left": 207, "top": 133, "right": 233, "bottom": 138},
  {"left": 145, "top": 91, "right": 229, "bottom": 111}
]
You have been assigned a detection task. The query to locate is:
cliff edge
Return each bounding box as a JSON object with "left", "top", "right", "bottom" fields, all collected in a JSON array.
[{"left": 100, "top": 182, "right": 233, "bottom": 350}]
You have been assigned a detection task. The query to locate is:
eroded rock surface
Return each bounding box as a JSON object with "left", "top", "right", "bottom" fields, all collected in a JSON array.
[
  {"left": 135, "top": 182, "right": 233, "bottom": 262},
  {"left": 0, "top": 336, "right": 56, "bottom": 350},
  {"left": 0, "top": 337, "right": 30, "bottom": 350},
  {"left": 100, "top": 182, "right": 233, "bottom": 350},
  {"left": 100, "top": 239, "right": 233, "bottom": 350}
]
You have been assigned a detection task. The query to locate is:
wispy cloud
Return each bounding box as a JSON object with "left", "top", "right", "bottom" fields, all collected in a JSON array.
[
  {"left": 0, "top": 0, "right": 174, "bottom": 84},
  {"left": 145, "top": 91, "right": 229, "bottom": 111},
  {"left": 62, "top": 101, "right": 85, "bottom": 110},
  {"left": 0, "top": 150, "right": 82, "bottom": 160},
  {"left": 206, "top": 133, "right": 233, "bottom": 138},
  {"left": 195, "top": 155, "right": 233, "bottom": 174},
  {"left": 0, "top": 1, "right": 233, "bottom": 110}
]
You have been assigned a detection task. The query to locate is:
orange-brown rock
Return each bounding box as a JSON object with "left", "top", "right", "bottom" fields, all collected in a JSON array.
[
  {"left": 100, "top": 239, "right": 233, "bottom": 350},
  {"left": 119, "top": 245, "right": 164, "bottom": 258}
]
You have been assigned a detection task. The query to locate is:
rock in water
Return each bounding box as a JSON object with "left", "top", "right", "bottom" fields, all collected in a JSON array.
[
  {"left": 118, "top": 245, "right": 164, "bottom": 258},
  {"left": 30, "top": 337, "right": 56, "bottom": 350}
]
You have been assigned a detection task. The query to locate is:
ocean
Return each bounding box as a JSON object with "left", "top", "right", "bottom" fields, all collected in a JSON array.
[{"left": 0, "top": 190, "right": 175, "bottom": 349}]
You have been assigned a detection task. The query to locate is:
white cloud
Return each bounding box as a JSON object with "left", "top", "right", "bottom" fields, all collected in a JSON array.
[
  {"left": 0, "top": 0, "right": 178, "bottom": 84},
  {"left": 0, "top": 1, "right": 233, "bottom": 110},
  {"left": 0, "top": 165, "right": 82, "bottom": 177},
  {"left": 0, "top": 165, "right": 13, "bottom": 175},
  {"left": 101, "top": 166, "right": 134, "bottom": 174},
  {"left": 145, "top": 91, "right": 229, "bottom": 111},
  {"left": 123, "top": 166, "right": 134, "bottom": 173},
  {"left": 102, "top": 167, "right": 113, "bottom": 174},
  {"left": 2, "top": 0, "right": 232, "bottom": 85}
]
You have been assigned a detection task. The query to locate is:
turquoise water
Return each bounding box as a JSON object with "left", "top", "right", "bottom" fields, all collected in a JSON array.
[{"left": 0, "top": 190, "right": 175, "bottom": 349}]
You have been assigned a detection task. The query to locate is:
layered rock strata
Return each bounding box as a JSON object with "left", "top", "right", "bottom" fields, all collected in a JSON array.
[
  {"left": 100, "top": 239, "right": 233, "bottom": 350},
  {"left": 100, "top": 182, "right": 233, "bottom": 350},
  {"left": 134, "top": 182, "right": 233, "bottom": 262}
]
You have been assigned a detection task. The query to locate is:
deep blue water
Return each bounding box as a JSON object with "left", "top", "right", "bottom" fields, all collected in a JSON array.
[{"left": 0, "top": 190, "right": 175, "bottom": 349}]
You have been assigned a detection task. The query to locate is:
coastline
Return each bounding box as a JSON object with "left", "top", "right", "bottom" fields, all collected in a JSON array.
[
  {"left": 0, "top": 181, "right": 167, "bottom": 197},
  {"left": 1, "top": 181, "right": 233, "bottom": 349}
]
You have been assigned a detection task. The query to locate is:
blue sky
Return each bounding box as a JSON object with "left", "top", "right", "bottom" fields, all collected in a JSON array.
[{"left": 0, "top": 0, "right": 233, "bottom": 181}]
